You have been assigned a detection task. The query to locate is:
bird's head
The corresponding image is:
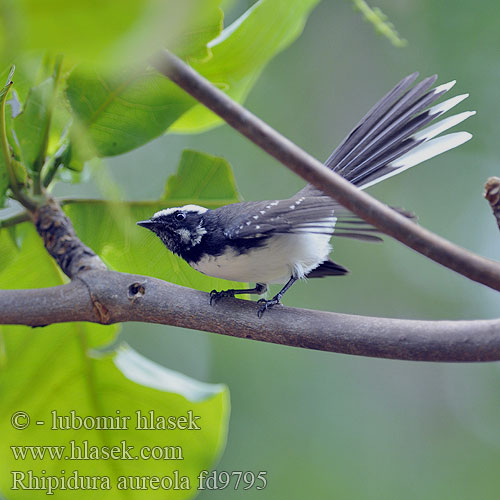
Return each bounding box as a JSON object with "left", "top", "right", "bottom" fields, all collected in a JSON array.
[{"left": 137, "top": 204, "right": 208, "bottom": 255}]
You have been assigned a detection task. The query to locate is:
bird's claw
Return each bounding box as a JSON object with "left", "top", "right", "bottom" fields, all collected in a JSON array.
[
  {"left": 257, "top": 297, "right": 281, "bottom": 318},
  {"left": 209, "top": 289, "right": 235, "bottom": 306},
  {"left": 210, "top": 290, "right": 281, "bottom": 316}
]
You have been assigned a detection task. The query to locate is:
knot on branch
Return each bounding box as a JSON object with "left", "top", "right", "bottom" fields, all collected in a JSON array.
[
  {"left": 484, "top": 177, "right": 500, "bottom": 231},
  {"left": 32, "top": 197, "right": 106, "bottom": 278},
  {"left": 128, "top": 282, "right": 146, "bottom": 301}
]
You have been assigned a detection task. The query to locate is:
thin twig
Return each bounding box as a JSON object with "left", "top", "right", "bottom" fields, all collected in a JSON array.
[
  {"left": 351, "top": 0, "right": 407, "bottom": 47},
  {"left": 153, "top": 50, "right": 500, "bottom": 292},
  {"left": 0, "top": 210, "right": 29, "bottom": 228}
]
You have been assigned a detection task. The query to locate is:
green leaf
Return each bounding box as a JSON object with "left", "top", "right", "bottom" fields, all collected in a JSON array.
[
  {"left": 0, "top": 0, "right": 223, "bottom": 69},
  {"left": 169, "top": 0, "right": 224, "bottom": 62},
  {"left": 164, "top": 149, "right": 240, "bottom": 201},
  {"left": 115, "top": 346, "right": 227, "bottom": 403},
  {"left": 30, "top": 0, "right": 224, "bottom": 161},
  {"left": 171, "top": 0, "right": 321, "bottom": 133},
  {"left": 63, "top": 150, "right": 243, "bottom": 292},
  {"left": 66, "top": 69, "right": 197, "bottom": 159},
  {"left": 0, "top": 151, "right": 235, "bottom": 495},
  {"left": 0, "top": 222, "right": 229, "bottom": 499},
  {"left": 13, "top": 77, "right": 54, "bottom": 172}
]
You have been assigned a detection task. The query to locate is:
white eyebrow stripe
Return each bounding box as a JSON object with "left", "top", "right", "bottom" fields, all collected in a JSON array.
[
  {"left": 182, "top": 204, "right": 209, "bottom": 213},
  {"left": 153, "top": 204, "right": 208, "bottom": 218}
]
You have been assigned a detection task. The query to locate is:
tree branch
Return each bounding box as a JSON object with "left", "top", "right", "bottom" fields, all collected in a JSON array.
[
  {"left": 152, "top": 50, "right": 500, "bottom": 292},
  {"left": 1, "top": 271, "right": 500, "bottom": 362},
  {"left": 32, "top": 197, "right": 106, "bottom": 278}
]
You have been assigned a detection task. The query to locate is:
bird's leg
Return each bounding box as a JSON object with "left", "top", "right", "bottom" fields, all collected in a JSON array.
[
  {"left": 210, "top": 283, "right": 268, "bottom": 306},
  {"left": 257, "top": 276, "right": 298, "bottom": 318}
]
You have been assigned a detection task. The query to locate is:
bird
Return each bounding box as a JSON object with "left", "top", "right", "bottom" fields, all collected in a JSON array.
[{"left": 137, "top": 73, "right": 474, "bottom": 317}]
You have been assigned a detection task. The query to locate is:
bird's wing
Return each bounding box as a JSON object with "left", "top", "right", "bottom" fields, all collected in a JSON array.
[
  {"left": 221, "top": 198, "right": 413, "bottom": 242},
  {"left": 297, "top": 72, "right": 473, "bottom": 196},
  {"left": 221, "top": 197, "right": 338, "bottom": 239}
]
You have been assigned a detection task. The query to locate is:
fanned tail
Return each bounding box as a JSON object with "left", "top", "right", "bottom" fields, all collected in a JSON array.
[
  {"left": 327, "top": 73, "right": 474, "bottom": 189},
  {"left": 299, "top": 73, "right": 474, "bottom": 196},
  {"left": 295, "top": 73, "right": 474, "bottom": 242}
]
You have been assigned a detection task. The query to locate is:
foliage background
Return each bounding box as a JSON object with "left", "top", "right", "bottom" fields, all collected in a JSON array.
[{"left": 3, "top": 0, "right": 500, "bottom": 498}]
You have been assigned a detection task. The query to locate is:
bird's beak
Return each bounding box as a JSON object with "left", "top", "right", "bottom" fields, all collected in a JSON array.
[{"left": 136, "top": 220, "right": 155, "bottom": 229}]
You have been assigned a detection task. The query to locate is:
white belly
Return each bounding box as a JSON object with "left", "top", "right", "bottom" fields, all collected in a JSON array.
[{"left": 191, "top": 233, "right": 332, "bottom": 284}]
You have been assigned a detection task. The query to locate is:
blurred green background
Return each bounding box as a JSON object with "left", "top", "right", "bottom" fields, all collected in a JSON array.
[{"left": 55, "top": 0, "right": 500, "bottom": 498}]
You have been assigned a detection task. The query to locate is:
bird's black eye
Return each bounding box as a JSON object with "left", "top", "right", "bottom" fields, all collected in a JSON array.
[{"left": 175, "top": 212, "right": 186, "bottom": 221}]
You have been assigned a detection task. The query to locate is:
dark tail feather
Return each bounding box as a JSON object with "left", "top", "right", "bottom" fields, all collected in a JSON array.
[
  {"left": 306, "top": 259, "right": 349, "bottom": 278},
  {"left": 333, "top": 206, "right": 416, "bottom": 243}
]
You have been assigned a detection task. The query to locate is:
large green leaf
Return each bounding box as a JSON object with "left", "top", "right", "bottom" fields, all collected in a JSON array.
[
  {"left": 0, "top": 150, "right": 238, "bottom": 498},
  {"left": 171, "top": 0, "right": 321, "bottom": 133},
  {"left": 0, "top": 0, "right": 223, "bottom": 69},
  {"left": 65, "top": 0, "right": 319, "bottom": 159},
  {"left": 61, "top": 0, "right": 223, "bottom": 159},
  {"left": 66, "top": 69, "right": 197, "bottom": 159},
  {"left": 0, "top": 226, "right": 229, "bottom": 499}
]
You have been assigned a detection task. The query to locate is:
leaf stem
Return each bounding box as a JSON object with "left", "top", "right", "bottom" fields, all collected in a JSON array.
[
  {"left": 33, "top": 55, "right": 63, "bottom": 195},
  {"left": 42, "top": 152, "right": 64, "bottom": 188},
  {"left": 0, "top": 210, "right": 30, "bottom": 229}
]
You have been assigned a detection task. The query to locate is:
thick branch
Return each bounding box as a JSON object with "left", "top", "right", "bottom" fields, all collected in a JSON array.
[
  {"left": 32, "top": 197, "right": 106, "bottom": 278},
  {"left": 484, "top": 177, "right": 500, "bottom": 231},
  {"left": 1, "top": 271, "right": 500, "bottom": 362},
  {"left": 153, "top": 50, "right": 500, "bottom": 292}
]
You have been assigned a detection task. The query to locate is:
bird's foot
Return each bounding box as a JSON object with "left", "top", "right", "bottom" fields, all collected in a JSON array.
[
  {"left": 257, "top": 297, "right": 281, "bottom": 318},
  {"left": 209, "top": 289, "right": 235, "bottom": 306}
]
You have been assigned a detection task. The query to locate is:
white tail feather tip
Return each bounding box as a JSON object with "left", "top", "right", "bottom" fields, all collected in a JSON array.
[
  {"left": 433, "top": 80, "right": 456, "bottom": 94},
  {"left": 414, "top": 111, "right": 476, "bottom": 141},
  {"left": 429, "top": 94, "right": 469, "bottom": 117},
  {"left": 391, "top": 132, "right": 472, "bottom": 169}
]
